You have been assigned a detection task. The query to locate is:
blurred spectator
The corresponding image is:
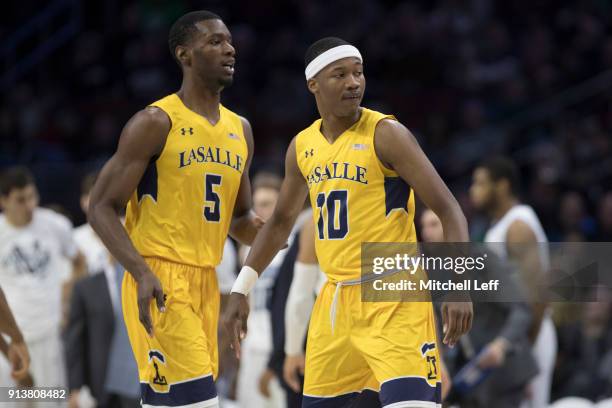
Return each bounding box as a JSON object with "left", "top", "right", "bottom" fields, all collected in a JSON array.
[
  {"left": 0, "top": 166, "right": 85, "bottom": 405},
  {"left": 595, "top": 192, "right": 612, "bottom": 241},
  {"left": 554, "top": 287, "right": 612, "bottom": 401},
  {"left": 558, "top": 191, "right": 597, "bottom": 240}
]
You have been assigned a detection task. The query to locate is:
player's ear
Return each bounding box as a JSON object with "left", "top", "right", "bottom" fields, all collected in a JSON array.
[
  {"left": 307, "top": 78, "right": 318, "bottom": 94},
  {"left": 176, "top": 45, "right": 190, "bottom": 67}
]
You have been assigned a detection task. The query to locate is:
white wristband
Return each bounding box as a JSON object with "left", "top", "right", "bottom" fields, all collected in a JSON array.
[{"left": 231, "top": 266, "right": 259, "bottom": 295}]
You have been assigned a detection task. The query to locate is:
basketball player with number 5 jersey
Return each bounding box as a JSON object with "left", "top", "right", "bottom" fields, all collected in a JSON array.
[{"left": 89, "top": 11, "right": 261, "bottom": 408}]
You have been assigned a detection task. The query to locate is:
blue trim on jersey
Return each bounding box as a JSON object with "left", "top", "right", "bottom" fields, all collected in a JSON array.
[
  {"left": 137, "top": 160, "right": 158, "bottom": 202},
  {"left": 380, "top": 377, "right": 441, "bottom": 406},
  {"left": 383, "top": 177, "right": 410, "bottom": 216},
  {"left": 140, "top": 375, "right": 217, "bottom": 406},
  {"left": 303, "top": 389, "right": 380, "bottom": 408}
]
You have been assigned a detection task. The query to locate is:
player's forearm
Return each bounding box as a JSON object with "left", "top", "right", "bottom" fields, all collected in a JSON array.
[
  {"left": 88, "top": 204, "right": 150, "bottom": 281},
  {"left": 0, "top": 287, "right": 24, "bottom": 342},
  {"left": 245, "top": 212, "right": 295, "bottom": 274},
  {"left": 229, "top": 212, "right": 259, "bottom": 246},
  {"left": 438, "top": 201, "right": 469, "bottom": 242}
]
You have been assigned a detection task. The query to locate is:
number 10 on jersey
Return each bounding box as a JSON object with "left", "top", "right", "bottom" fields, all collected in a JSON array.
[{"left": 316, "top": 190, "right": 349, "bottom": 240}]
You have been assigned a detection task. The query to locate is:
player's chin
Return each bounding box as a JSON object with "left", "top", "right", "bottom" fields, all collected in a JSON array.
[{"left": 219, "top": 75, "right": 234, "bottom": 87}]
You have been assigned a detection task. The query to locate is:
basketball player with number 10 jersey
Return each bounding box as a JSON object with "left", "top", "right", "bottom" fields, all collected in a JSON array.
[{"left": 225, "top": 37, "right": 473, "bottom": 408}]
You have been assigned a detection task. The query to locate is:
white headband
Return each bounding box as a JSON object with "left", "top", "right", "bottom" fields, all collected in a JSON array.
[{"left": 304, "top": 44, "right": 363, "bottom": 80}]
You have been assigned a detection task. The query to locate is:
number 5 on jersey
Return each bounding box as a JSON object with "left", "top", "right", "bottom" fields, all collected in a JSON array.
[
  {"left": 316, "top": 190, "right": 348, "bottom": 240},
  {"left": 204, "top": 174, "right": 222, "bottom": 222}
]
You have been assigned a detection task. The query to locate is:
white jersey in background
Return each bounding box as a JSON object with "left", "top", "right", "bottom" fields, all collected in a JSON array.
[
  {"left": 484, "top": 204, "right": 550, "bottom": 270},
  {"left": 484, "top": 203, "right": 556, "bottom": 408},
  {"left": 0, "top": 207, "right": 76, "bottom": 401},
  {"left": 0, "top": 208, "right": 76, "bottom": 341}
]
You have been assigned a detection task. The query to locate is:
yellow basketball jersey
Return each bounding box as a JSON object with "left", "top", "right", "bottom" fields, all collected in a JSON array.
[
  {"left": 296, "top": 108, "right": 416, "bottom": 281},
  {"left": 125, "top": 94, "right": 248, "bottom": 268}
]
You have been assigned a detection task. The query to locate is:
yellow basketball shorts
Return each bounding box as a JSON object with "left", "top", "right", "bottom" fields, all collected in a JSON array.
[
  {"left": 303, "top": 281, "right": 442, "bottom": 408},
  {"left": 122, "top": 257, "right": 220, "bottom": 407}
]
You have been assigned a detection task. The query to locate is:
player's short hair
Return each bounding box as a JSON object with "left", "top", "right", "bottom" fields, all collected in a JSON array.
[
  {"left": 480, "top": 157, "right": 520, "bottom": 196},
  {"left": 0, "top": 166, "right": 35, "bottom": 196},
  {"left": 81, "top": 171, "right": 99, "bottom": 196},
  {"left": 168, "top": 10, "right": 222, "bottom": 65},
  {"left": 253, "top": 172, "right": 282, "bottom": 192},
  {"left": 304, "top": 37, "right": 351, "bottom": 68}
]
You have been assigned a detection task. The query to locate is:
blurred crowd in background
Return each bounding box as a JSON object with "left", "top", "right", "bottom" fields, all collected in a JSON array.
[{"left": 1, "top": 0, "right": 612, "bottom": 407}]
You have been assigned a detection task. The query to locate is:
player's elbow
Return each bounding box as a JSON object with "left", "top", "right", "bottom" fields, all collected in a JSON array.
[{"left": 87, "top": 198, "right": 112, "bottom": 232}]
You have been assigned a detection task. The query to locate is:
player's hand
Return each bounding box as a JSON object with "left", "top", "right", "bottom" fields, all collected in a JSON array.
[
  {"left": 252, "top": 214, "right": 265, "bottom": 229},
  {"left": 477, "top": 337, "right": 508, "bottom": 369},
  {"left": 7, "top": 338, "right": 30, "bottom": 381},
  {"left": 258, "top": 368, "right": 275, "bottom": 398},
  {"left": 223, "top": 293, "right": 249, "bottom": 359},
  {"left": 68, "top": 390, "right": 80, "bottom": 408},
  {"left": 136, "top": 270, "right": 165, "bottom": 337},
  {"left": 16, "top": 371, "right": 34, "bottom": 387},
  {"left": 283, "top": 353, "right": 305, "bottom": 393},
  {"left": 441, "top": 301, "right": 473, "bottom": 347}
]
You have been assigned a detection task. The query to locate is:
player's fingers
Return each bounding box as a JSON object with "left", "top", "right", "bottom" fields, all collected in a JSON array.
[
  {"left": 240, "top": 315, "right": 248, "bottom": 340},
  {"left": 441, "top": 304, "right": 449, "bottom": 335},
  {"left": 138, "top": 299, "right": 154, "bottom": 337},
  {"left": 443, "top": 309, "right": 457, "bottom": 345},
  {"left": 287, "top": 367, "right": 301, "bottom": 393},
  {"left": 154, "top": 287, "right": 166, "bottom": 312}
]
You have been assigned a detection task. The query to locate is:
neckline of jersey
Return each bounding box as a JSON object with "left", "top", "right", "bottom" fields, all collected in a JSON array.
[
  {"left": 172, "top": 93, "right": 224, "bottom": 127},
  {"left": 317, "top": 107, "right": 364, "bottom": 146}
]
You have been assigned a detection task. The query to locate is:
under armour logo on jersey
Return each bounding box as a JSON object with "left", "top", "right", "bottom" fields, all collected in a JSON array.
[
  {"left": 181, "top": 127, "right": 194, "bottom": 135},
  {"left": 305, "top": 149, "right": 315, "bottom": 157},
  {"left": 228, "top": 132, "right": 239, "bottom": 140}
]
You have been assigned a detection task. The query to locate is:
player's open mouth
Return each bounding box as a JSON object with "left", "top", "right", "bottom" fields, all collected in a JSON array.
[
  {"left": 342, "top": 94, "right": 361, "bottom": 100},
  {"left": 222, "top": 61, "right": 235, "bottom": 74}
]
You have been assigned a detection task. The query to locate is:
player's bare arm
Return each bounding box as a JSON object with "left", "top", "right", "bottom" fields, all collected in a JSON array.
[
  {"left": 374, "top": 118, "right": 473, "bottom": 346},
  {"left": 506, "top": 219, "right": 546, "bottom": 342},
  {"left": 88, "top": 107, "right": 169, "bottom": 337},
  {"left": 228, "top": 117, "right": 263, "bottom": 245},
  {"left": 224, "top": 137, "right": 309, "bottom": 357},
  {"left": 0, "top": 286, "right": 30, "bottom": 380}
]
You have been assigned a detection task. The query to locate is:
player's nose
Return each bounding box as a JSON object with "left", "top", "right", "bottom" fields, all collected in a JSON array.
[
  {"left": 223, "top": 41, "right": 235, "bottom": 57},
  {"left": 346, "top": 74, "right": 360, "bottom": 90}
]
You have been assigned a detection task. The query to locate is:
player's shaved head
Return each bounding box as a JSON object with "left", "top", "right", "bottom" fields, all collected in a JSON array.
[
  {"left": 479, "top": 157, "right": 521, "bottom": 196},
  {"left": 168, "top": 10, "right": 222, "bottom": 65}
]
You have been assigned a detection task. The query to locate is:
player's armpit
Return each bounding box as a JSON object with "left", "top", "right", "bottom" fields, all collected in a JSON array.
[{"left": 373, "top": 119, "right": 468, "bottom": 242}]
